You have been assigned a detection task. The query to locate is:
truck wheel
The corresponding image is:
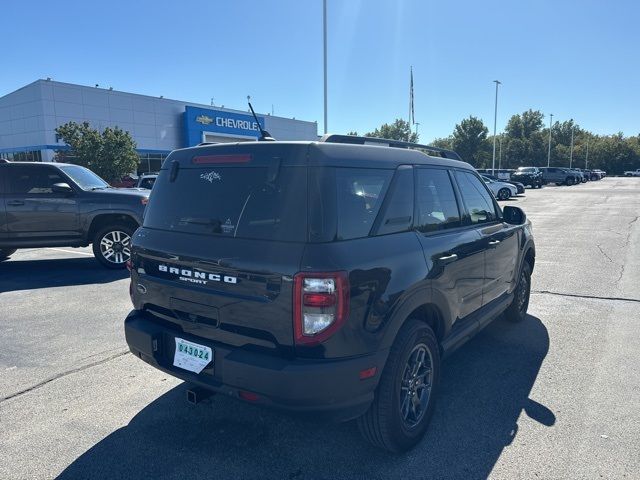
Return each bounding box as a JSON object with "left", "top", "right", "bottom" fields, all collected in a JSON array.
[
  {"left": 92, "top": 224, "right": 135, "bottom": 269},
  {"left": 498, "top": 188, "right": 511, "bottom": 200},
  {"left": 504, "top": 262, "right": 532, "bottom": 323},
  {"left": 357, "top": 319, "right": 440, "bottom": 452},
  {"left": 0, "top": 248, "right": 17, "bottom": 262}
]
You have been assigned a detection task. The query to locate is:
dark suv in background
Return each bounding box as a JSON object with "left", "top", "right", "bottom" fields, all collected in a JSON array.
[
  {"left": 0, "top": 161, "right": 148, "bottom": 267},
  {"left": 124, "top": 135, "right": 535, "bottom": 452},
  {"left": 510, "top": 166, "right": 543, "bottom": 188}
]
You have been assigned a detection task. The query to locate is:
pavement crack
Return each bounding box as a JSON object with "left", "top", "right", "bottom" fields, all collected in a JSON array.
[
  {"left": 532, "top": 290, "right": 640, "bottom": 304},
  {"left": 0, "top": 349, "right": 130, "bottom": 404},
  {"left": 596, "top": 244, "right": 614, "bottom": 263}
]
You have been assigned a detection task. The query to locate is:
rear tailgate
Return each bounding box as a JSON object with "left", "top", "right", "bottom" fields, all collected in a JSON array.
[{"left": 130, "top": 143, "right": 309, "bottom": 354}]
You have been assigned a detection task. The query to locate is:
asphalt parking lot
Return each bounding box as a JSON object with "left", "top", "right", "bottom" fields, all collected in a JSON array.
[{"left": 1, "top": 178, "right": 639, "bottom": 480}]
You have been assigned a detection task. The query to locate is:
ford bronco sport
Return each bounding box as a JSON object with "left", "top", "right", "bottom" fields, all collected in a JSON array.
[{"left": 124, "top": 135, "right": 535, "bottom": 452}]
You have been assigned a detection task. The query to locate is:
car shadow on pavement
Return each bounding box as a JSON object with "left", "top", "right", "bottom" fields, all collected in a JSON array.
[
  {"left": 58, "top": 314, "right": 551, "bottom": 480},
  {"left": 0, "top": 257, "right": 128, "bottom": 293}
]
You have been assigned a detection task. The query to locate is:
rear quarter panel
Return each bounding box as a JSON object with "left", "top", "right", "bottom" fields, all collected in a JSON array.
[{"left": 299, "top": 231, "right": 429, "bottom": 358}]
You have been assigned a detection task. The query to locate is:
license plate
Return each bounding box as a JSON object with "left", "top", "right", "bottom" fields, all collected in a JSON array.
[{"left": 173, "top": 338, "right": 213, "bottom": 374}]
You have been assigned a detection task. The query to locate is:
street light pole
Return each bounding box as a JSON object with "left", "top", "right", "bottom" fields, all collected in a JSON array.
[
  {"left": 547, "top": 113, "right": 554, "bottom": 167},
  {"left": 569, "top": 121, "right": 575, "bottom": 168},
  {"left": 491, "top": 80, "right": 501, "bottom": 175},
  {"left": 415, "top": 122, "right": 420, "bottom": 137},
  {"left": 323, "top": 0, "right": 328, "bottom": 134},
  {"left": 498, "top": 134, "right": 503, "bottom": 170},
  {"left": 585, "top": 138, "right": 589, "bottom": 169}
]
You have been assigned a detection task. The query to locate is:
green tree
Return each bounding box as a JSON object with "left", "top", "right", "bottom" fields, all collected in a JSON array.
[
  {"left": 430, "top": 136, "right": 454, "bottom": 150},
  {"left": 55, "top": 121, "right": 139, "bottom": 182},
  {"left": 366, "top": 119, "right": 418, "bottom": 143},
  {"left": 505, "top": 109, "right": 544, "bottom": 139},
  {"left": 451, "top": 116, "right": 490, "bottom": 166}
]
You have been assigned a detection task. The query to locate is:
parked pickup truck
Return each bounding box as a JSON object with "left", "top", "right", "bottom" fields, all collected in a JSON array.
[{"left": 624, "top": 169, "right": 640, "bottom": 177}]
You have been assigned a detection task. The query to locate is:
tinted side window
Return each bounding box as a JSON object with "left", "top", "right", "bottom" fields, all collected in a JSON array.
[
  {"left": 336, "top": 168, "right": 392, "bottom": 240},
  {"left": 375, "top": 166, "right": 414, "bottom": 236},
  {"left": 0, "top": 167, "right": 6, "bottom": 194},
  {"left": 9, "top": 166, "right": 66, "bottom": 194},
  {"left": 454, "top": 171, "right": 497, "bottom": 225},
  {"left": 415, "top": 168, "right": 461, "bottom": 233}
]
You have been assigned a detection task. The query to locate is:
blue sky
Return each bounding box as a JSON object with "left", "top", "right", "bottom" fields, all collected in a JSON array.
[{"left": 2, "top": 0, "right": 638, "bottom": 142}]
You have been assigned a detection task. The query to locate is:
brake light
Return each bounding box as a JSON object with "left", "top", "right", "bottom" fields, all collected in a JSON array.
[
  {"left": 293, "top": 272, "right": 349, "bottom": 345},
  {"left": 192, "top": 154, "right": 252, "bottom": 164}
]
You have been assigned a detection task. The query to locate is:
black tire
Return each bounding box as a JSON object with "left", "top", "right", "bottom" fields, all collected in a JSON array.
[
  {"left": 92, "top": 223, "right": 135, "bottom": 269},
  {"left": 0, "top": 248, "right": 17, "bottom": 262},
  {"left": 357, "top": 320, "right": 440, "bottom": 453},
  {"left": 498, "top": 188, "right": 510, "bottom": 200},
  {"left": 566, "top": 177, "right": 574, "bottom": 186},
  {"left": 504, "top": 262, "right": 532, "bottom": 323}
]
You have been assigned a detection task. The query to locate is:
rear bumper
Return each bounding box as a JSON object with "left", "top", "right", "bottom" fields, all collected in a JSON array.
[{"left": 124, "top": 310, "right": 387, "bottom": 421}]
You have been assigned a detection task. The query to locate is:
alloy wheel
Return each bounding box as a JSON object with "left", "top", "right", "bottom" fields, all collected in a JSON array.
[
  {"left": 99, "top": 230, "right": 131, "bottom": 265},
  {"left": 399, "top": 344, "right": 433, "bottom": 429}
]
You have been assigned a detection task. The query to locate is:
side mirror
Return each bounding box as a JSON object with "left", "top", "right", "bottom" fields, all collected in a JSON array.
[
  {"left": 52, "top": 182, "right": 74, "bottom": 195},
  {"left": 503, "top": 206, "right": 526, "bottom": 225}
]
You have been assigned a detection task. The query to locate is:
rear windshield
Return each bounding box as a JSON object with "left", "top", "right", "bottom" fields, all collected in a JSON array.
[
  {"left": 517, "top": 167, "right": 535, "bottom": 173},
  {"left": 144, "top": 166, "right": 307, "bottom": 242},
  {"left": 144, "top": 163, "right": 394, "bottom": 243}
]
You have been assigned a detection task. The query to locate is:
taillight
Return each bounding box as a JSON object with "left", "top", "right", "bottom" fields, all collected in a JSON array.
[{"left": 293, "top": 272, "right": 349, "bottom": 345}]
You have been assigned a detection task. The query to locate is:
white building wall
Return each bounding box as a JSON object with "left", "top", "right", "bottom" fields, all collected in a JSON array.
[{"left": 0, "top": 79, "right": 318, "bottom": 162}]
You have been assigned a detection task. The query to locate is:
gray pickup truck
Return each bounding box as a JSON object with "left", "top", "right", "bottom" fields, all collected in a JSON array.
[
  {"left": 0, "top": 161, "right": 148, "bottom": 268},
  {"left": 540, "top": 167, "right": 580, "bottom": 186}
]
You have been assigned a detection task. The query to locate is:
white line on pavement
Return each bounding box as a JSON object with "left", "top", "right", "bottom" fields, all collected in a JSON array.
[{"left": 46, "top": 248, "right": 94, "bottom": 257}]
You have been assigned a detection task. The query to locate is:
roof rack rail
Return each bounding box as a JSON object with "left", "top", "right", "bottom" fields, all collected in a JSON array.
[
  {"left": 319, "top": 134, "right": 463, "bottom": 161},
  {"left": 198, "top": 142, "right": 217, "bottom": 146}
]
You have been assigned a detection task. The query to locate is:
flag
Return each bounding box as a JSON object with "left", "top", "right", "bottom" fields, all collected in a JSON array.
[{"left": 409, "top": 67, "right": 415, "bottom": 125}]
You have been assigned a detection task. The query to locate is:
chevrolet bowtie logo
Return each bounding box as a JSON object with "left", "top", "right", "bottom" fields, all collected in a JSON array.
[{"left": 195, "top": 114, "right": 214, "bottom": 125}]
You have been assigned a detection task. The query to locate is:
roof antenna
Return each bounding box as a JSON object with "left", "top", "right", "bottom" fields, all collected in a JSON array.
[{"left": 247, "top": 96, "right": 275, "bottom": 141}]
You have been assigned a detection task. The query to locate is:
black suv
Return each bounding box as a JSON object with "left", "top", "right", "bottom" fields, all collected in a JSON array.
[
  {"left": 124, "top": 135, "right": 535, "bottom": 452},
  {"left": 0, "top": 161, "right": 148, "bottom": 268},
  {"left": 510, "top": 166, "right": 543, "bottom": 188}
]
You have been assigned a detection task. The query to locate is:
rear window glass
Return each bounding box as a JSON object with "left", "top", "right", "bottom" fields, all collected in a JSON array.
[
  {"left": 144, "top": 166, "right": 307, "bottom": 242},
  {"left": 309, "top": 167, "right": 393, "bottom": 242},
  {"left": 416, "top": 168, "right": 461, "bottom": 232}
]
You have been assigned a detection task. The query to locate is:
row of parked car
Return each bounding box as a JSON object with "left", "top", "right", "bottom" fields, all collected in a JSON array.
[{"left": 477, "top": 166, "right": 607, "bottom": 188}]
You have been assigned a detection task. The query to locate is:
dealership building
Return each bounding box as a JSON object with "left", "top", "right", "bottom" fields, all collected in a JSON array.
[{"left": 0, "top": 79, "right": 318, "bottom": 172}]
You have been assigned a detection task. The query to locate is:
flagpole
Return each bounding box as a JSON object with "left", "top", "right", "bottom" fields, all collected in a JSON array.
[{"left": 409, "top": 66, "right": 414, "bottom": 141}]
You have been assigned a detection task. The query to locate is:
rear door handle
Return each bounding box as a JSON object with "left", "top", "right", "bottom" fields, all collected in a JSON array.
[
  {"left": 438, "top": 253, "right": 458, "bottom": 265},
  {"left": 488, "top": 239, "right": 501, "bottom": 247},
  {"left": 7, "top": 200, "right": 24, "bottom": 206}
]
